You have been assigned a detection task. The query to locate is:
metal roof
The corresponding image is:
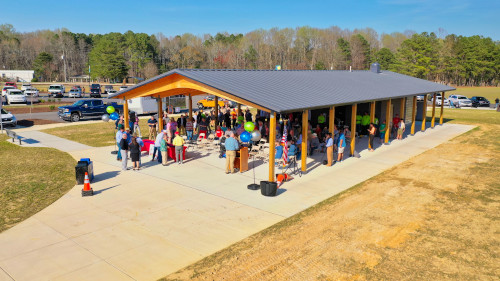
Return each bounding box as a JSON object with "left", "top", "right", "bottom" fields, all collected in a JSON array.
[{"left": 111, "top": 69, "right": 455, "bottom": 113}]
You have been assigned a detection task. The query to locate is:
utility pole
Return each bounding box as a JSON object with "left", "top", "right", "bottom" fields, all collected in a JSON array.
[{"left": 61, "top": 51, "right": 67, "bottom": 83}]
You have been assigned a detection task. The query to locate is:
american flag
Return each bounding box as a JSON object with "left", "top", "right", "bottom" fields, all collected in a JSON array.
[{"left": 281, "top": 125, "right": 288, "bottom": 164}]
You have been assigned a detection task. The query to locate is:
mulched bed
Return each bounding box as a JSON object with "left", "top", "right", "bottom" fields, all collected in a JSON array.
[
  {"left": 5, "top": 104, "right": 72, "bottom": 114},
  {"left": 17, "top": 119, "right": 60, "bottom": 127}
]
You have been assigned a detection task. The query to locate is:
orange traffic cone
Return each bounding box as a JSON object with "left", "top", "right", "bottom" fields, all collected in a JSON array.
[
  {"left": 81, "top": 172, "right": 93, "bottom": 196},
  {"left": 276, "top": 173, "right": 293, "bottom": 188}
]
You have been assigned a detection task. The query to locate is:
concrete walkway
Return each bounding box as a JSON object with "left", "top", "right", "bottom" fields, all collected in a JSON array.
[{"left": 0, "top": 122, "right": 474, "bottom": 281}]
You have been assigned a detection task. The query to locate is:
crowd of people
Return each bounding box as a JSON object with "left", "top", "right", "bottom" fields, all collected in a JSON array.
[{"left": 113, "top": 104, "right": 407, "bottom": 172}]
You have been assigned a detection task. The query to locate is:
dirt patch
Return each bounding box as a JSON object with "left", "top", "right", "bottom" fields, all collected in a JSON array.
[
  {"left": 163, "top": 124, "right": 499, "bottom": 281},
  {"left": 17, "top": 119, "right": 60, "bottom": 127},
  {"left": 5, "top": 103, "right": 71, "bottom": 114}
]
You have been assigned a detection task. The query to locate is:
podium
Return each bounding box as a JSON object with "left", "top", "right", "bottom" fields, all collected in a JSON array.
[{"left": 234, "top": 147, "right": 249, "bottom": 173}]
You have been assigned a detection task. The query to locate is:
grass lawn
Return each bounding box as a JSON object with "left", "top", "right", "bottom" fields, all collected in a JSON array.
[
  {"left": 454, "top": 86, "right": 500, "bottom": 102},
  {"left": 0, "top": 134, "right": 76, "bottom": 233}
]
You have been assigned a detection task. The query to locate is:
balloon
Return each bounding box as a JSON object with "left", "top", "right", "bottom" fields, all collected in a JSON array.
[
  {"left": 106, "top": 106, "right": 115, "bottom": 114},
  {"left": 244, "top": 121, "right": 255, "bottom": 132},
  {"left": 251, "top": 130, "right": 262, "bottom": 142},
  {"left": 102, "top": 114, "right": 110, "bottom": 122},
  {"left": 240, "top": 131, "right": 251, "bottom": 142},
  {"left": 238, "top": 115, "right": 244, "bottom": 121},
  {"left": 110, "top": 112, "right": 119, "bottom": 120}
]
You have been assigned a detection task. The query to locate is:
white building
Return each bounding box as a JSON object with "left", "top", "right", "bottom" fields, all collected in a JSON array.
[{"left": 0, "top": 70, "right": 35, "bottom": 82}]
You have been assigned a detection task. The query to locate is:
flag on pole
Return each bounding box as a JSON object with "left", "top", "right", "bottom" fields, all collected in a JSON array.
[{"left": 281, "top": 125, "right": 288, "bottom": 164}]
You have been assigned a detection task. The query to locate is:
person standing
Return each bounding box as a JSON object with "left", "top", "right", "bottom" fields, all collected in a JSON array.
[
  {"left": 177, "top": 114, "right": 187, "bottom": 135},
  {"left": 397, "top": 119, "right": 406, "bottom": 140},
  {"left": 152, "top": 130, "right": 165, "bottom": 163},
  {"left": 115, "top": 124, "right": 125, "bottom": 161},
  {"left": 129, "top": 136, "right": 141, "bottom": 170},
  {"left": 148, "top": 115, "right": 157, "bottom": 140},
  {"left": 392, "top": 113, "right": 400, "bottom": 139},
  {"left": 325, "top": 132, "right": 334, "bottom": 166},
  {"left": 245, "top": 109, "right": 252, "bottom": 122},
  {"left": 309, "top": 133, "right": 320, "bottom": 155},
  {"left": 231, "top": 109, "right": 237, "bottom": 129},
  {"left": 172, "top": 132, "right": 185, "bottom": 164},
  {"left": 337, "top": 128, "right": 346, "bottom": 162},
  {"left": 379, "top": 120, "right": 387, "bottom": 144},
  {"left": 495, "top": 97, "right": 499, "bottom": 109},
  {"left": 198, "top": 117, "right": 208, "bottom": 138},
  {"left": 361, "top": 112, "right": 370, "bottom": 137},
  {"left": 160, "top": 134, "right": 169, "bottom": 166},
  {"left": 119, "top": 133, "right": 129, "bottom": 171},
  {"left": 368, "top": 123, "right": 376, "bottom": 152},
  {"left": 133, "top": 114, "right": 141, "bottom": 138},
  {"left": 224, "top": 131, "right": 239, "bottom": 174},
  {"left": 185, "top": 117, "right": 194, "bottom": 141},
  {"left": 134, "top": 133, "right": 144, "bottom": 166}
]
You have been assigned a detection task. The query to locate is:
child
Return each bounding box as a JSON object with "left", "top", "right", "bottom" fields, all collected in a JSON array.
[{"left": 215, "top": 125, "right": 224, "bottom": 139}]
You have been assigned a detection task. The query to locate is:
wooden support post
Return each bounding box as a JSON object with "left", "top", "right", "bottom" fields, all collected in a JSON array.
[
  {"left": 440, "top": 91, "right": 445, "bottom": 125},
  {"left": 370, "top": 101, "right": 375, "bottom": 123},
  {"left": 158, "top": 97, "right": 163, "bottom": 131},
  {"left": 269, "top": 111, "right": 276, "bottom": 182},
  {"left": 214, "top": 96, "right": 219, "bottom": 125},
  {"left": 329, "top": 106, "right": 335, "bottom": 135},
  {"left": 237, "top": 103, "right": 241, "bottom": 116},
  {"left": 301, "top": 110, "right": 308, "bottom": 173},
  {"left": 385, "top": 99, "right": 391, "bottom": 144},
  {"left": 188, "top": 94, "right": 193, "bottom": 120},
  {"left": 400, "top": 97, "right": 406, "bottom": 120},
  {"left": 411, "top": 96, "right": 417, "bottom": 135},
  {"left": 431, "top": 93, "right": 437, "bottom": 128},
  {"left": 421, "top": 94, "right": 427, "bottom": 132},
  {"left": 350, "top": 104, "right": 357, "bottom": 156},
  {"left": 123, "top": 98, "right": 129, "bottom": 130}
]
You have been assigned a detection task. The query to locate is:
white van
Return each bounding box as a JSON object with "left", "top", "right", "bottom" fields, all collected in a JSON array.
[
  {"left": 21, "top": 83, "right": 32, "bottom": 91},
  {"left": 127, "top": 97, "right": 166, "bottom": 115}
]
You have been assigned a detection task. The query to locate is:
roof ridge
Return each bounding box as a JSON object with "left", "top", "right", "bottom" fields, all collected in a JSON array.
[{"left": 178, "top": 69, "right": 375, "bottom": 72}]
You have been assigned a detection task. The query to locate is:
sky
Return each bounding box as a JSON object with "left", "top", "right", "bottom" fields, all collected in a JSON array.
[{"left": 2, "top": 0, "right": 499, "bottom": 40}]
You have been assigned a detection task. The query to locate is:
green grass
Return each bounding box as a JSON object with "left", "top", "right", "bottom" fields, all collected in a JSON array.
[
  {"left": 0, "top": 134, "right": 76, "bottom": 232},
  {"left": 453, "top": 87, "right": 500, "bottom": 102},
  {"left": 428, "top": 108, "right": 500, "bottom": 126}
]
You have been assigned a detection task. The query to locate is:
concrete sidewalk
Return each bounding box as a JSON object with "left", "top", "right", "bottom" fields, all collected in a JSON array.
[
  {"left": 4, "top": 130, "right": 92, "bottom": 152},
  {"left": 0, "top": 122, "right": 474, "bottom": 281}
]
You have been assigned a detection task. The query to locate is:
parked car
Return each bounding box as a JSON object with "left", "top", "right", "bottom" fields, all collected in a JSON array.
[
  {"left": 119, "top": 86, "right": 128, "bottom": 91},
  {"left": 90, "top": 84, "right": 101, "bottom": 98},
  {"left": 2, "top": 86, "right": 16, "bottom": 97},
  {"left": 48, "top": 84, "right": 65, "bottom": 98},
  {"left": 104, "top": 85, "right": 114, "bottom": 94},
  {"left": 21, "top": 83, "right": 31, "bottom": 91},
  {"left": 416, "top": 95, "right": 425, "bottom": 101},
  {"left": 448, "top": 95, "right": 472, "bottom": 107},
  {"left": 24, "top": 87, "right": 39, "bottom": 97},
  {"left": 108, "top": 89, "right": 118, "bottom": 96},
  {"left": 470, "top": 96, "right": 490, "bottom": 108},
  {"left": 0, "top": 108, "right": 17, "bottom": 127},
  {"left": 5, "top": 89, "right": 27, "bottom": 105},
  {"left": 432, "top": 95, "right": 449, "bottom": 106},
  {"left": 5, "top": 82, "right": 17, "bottom": 88},
  {"left": 58, "top": 99, "right": 123, "bottom": 122},
  {"left": 197, "top": 96, "right": 225, "bottom": 109},
  {"left": 68, "top": 88, "right": 83, "bottom": 98}
]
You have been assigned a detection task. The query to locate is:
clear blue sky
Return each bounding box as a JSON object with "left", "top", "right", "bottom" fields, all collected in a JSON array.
[{"left": 3, "top": 0, "right": 499, "bottom": 40}]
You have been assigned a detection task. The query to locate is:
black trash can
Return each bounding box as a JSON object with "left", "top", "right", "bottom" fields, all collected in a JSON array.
[
  {"left": 75, "top": 160, "right": 94, "bottom": 185},
  {"left": 261, "top": 181, "right": 278, "bottom": 197}
]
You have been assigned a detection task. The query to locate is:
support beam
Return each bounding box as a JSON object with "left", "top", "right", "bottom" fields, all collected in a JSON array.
[
  {"left": 268, "top": 111, "right": 276, "bottom": 182},
  {"left": 400, "top": 97, "right": 406, "bottom": 120},
  {"left": 214, "top": 96, "right": 219, "bottom": 124},
  {"left": 350, "top": 104, "right": 357, "bottom": 156},
  {"left": 421, "top": 94, "right": 427, "bottom": 132},
  {"left": 188, "top": 94, "right": 193, "bottom": 120},
  {"left": 385, "top": 99, "right": 391, "bottom": 144},
  {"left": 237, "top": 103, "right": 241, "bottom": 117},
  {"left": 431, "top": 93, "right": 437, "bottom": 128},
  {"left": 370, "top": 101, "right": 376, "bottom": 123},
  {"left": 158, "top": 97, "right": 163, "bottom": 131},
  {"left": 440, "top": 91, "right": 445, "bottom": 125},
  {"left": 411, "top": 96, "right": 417, "bottom": 135},
  {"left": 301, "top": 110, "right": 308, "bottom": 173},
  {"left": 329, "top": 106, "right": 335, "bottom": 135},
  {"left": 123, "top": 98, "right": 129, "bottom": 130}
]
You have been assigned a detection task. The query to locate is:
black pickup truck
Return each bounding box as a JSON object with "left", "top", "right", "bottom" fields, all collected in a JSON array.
[{"left": 58, "top": 99, "right": 123, "bottom": 122}]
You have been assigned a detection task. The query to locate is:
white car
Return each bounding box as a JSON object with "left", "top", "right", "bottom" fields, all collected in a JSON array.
[
  {"left": 48, "top": 84, "right": 65, "bottom": 97},
  {"left": 68, "top": 88, "right": 83, "bottom": 98},
  {"left": 24, "top": 87, "right": 39, "bottom": 97},
  {"left": 448, "top": 95, "right": 472, "bottom": 107},
  {"left": 0, "top": 108, "right": 17, "bottom": 127},
  {"left": 119, "top": 86, "right": 128, "bottom": 91},
  {"left": 108, "top": 89, "right": 118, "bottom": 95},
  {"left": 432, "top": 95, "right": 449, "bottom": 106},
  {"left": 5, "top": 89, "right": 27, "bottom": 104},
  {"left": 21, "top": 83, "right": 32, "bottom": 91},
  {"left": 2, "top": 86, "right": 16, "bottom": 97}
]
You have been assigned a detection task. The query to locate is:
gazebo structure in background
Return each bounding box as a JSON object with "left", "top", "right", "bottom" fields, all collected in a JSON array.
[{"left": 110, "top": 63, "right": 455, "bottom": 182}]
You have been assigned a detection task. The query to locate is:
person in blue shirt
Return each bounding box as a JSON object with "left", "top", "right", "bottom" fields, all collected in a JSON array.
[
  {"left": 337, "top": 127, "right": 347, "bottom": 162},
  {"left": 275, "top": 141, "right": 283, "bottom": 166},
  {"left": 288, "top": 140, "right": 297, "bottom": 157},
  {"left": 115, "top": 124, "right": 125, "bottom": 161},
  {"left": 224, "top": 131, "right": 240, "bottom": 174},
  {"left": 325, "top": 132, "right": 334, "bottom": 166}
]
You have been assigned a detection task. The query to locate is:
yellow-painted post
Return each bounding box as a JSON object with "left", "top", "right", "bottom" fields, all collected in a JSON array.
[
  {"left": 411, "top": 96, "right": 417, "bottom": 135},
  {"left": 214, "top": 96, "right": 219, "bottom": 129},
  {"left": 350, "top": 103, "right": 357, "bottom": 156},
  {"left": 188, "top": 94, "right": 193, "bottom": 120},
  {"left": 421, "top": 94, "right": 427, "bottom": 132},
  {"left": 440, "top": 91, "right": 445, "bottom": 125},
  {"left": 158, "top": 97, "right": 163, "bottom": 131},
  {"left": 329, "top": 106, "right": 335, "bottom": 135},
  {"left": 431, "top": 93, "right": 436, "bottom": 128},
  {"left": 370, "top": 101, "right": 376, "bottom": 123},
  {"left": 123, "top": 98, "right": 129, "bottom": 130},
  {"left": 301, "top": 110, "right": 308, "bottom": 172},
  {"left": 268, "top": 111, "right": 276, "bottom": 182},
  {"left": 400, "top": 97, "right": 406, "bottom": 120},
  {"left": 384, "top": 99, "right": 391, "bottom": 144}
]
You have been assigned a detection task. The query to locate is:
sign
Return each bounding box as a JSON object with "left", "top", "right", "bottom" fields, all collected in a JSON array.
[{"left": 175, "top": 107, "right": 181, "bottom": 113}]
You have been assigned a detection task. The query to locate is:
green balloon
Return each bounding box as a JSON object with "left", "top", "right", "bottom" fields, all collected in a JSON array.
[
  {"left": 238, "top": 115, "right": 244, "bottom": 121},
  {"left": 106, "top": 106, "right": 115, "bottom": 114},
  {"left": 244, "top": 121, "right": 255, "bottom": 132}
]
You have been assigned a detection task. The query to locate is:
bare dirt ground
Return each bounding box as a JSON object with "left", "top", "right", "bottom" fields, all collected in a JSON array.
[
  {"left": 17, "top": 119, "right": 59, "bottom": 126},
  {"left": 164, "top": 123, "right": 499, "bottom": 281}
]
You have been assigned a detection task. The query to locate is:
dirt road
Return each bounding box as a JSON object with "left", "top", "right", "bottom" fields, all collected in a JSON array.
[{"left": 164, "top": 124, "right": 499, "bottom": 281}]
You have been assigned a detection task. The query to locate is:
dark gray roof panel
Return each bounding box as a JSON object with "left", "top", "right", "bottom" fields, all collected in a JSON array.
[{"left": 111, "top": 69, "right": 455, "bottom": 113}]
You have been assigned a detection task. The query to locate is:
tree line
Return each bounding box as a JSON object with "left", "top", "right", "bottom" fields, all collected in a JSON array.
[{"left": 0, "top": 24, "right": 498, "bottom": 86}]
